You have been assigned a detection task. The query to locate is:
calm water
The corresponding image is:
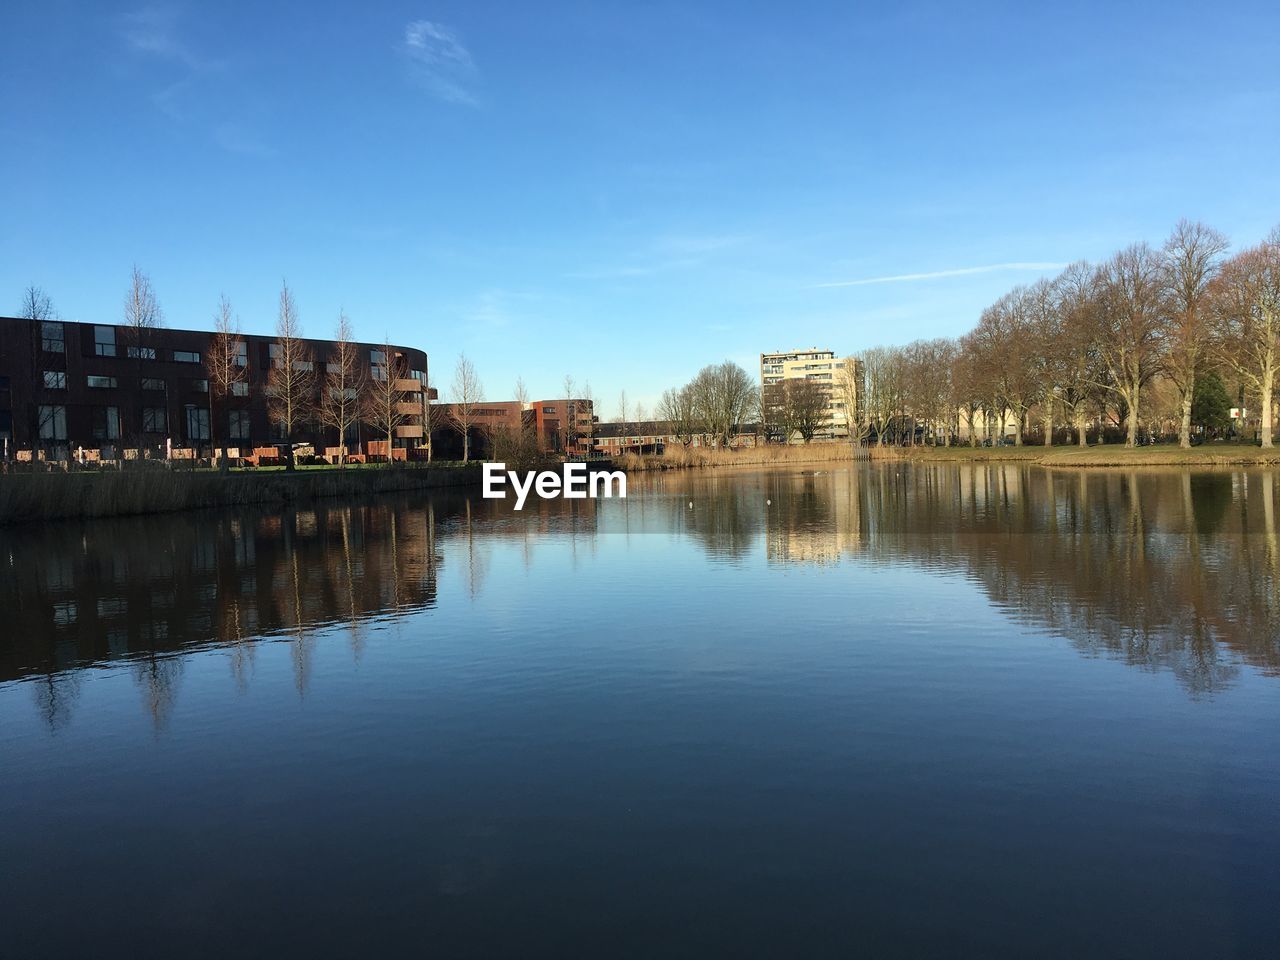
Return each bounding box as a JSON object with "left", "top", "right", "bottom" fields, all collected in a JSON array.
[{"left": 2, "top": 464, "right": 1279, "bottom": 957}]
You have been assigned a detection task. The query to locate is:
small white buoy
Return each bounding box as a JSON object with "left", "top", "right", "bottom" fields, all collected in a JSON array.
[
  {"left": 688, "top": 501, "right": 693, "bottom": 508},
  {"left": 766, "top": 499, "right": 771, "bottom": 505}
]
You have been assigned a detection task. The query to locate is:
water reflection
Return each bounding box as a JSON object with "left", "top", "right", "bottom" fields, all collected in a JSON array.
[{"left": 2, "top": 464, "right": 1279, "bottom": 728}]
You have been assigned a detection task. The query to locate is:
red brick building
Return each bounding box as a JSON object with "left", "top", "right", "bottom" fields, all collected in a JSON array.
[{"left": 0, "top": 315, "right": 430, "bottom": 461}]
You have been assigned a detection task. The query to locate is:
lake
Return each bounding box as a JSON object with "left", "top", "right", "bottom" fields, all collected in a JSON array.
[{"left": 2, "top": 463, "right": 1278, "bottom": 957}]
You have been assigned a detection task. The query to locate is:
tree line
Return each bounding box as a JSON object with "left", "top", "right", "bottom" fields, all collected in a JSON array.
[{"left": 861, "top": 221, "right": 1280, "bottom": 449}]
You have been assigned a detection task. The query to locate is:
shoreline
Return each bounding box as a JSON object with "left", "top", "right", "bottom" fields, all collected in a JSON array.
[
  {"left": 867, "top": 444, "right": 1280, "bottom": 468},
  {"left": 0, "top": 463, "right": 483, "bottom": 527}
]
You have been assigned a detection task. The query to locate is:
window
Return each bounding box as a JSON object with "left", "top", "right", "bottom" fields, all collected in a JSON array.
[
  {"left": 92, "top": 406, "right": 120, "bottom": 441},
  {"left": 141, "top": 378, "right": 165, "bottom": 391},
  {"left": 370, "top": 350, "right": 387, "bottom": 365},
  {"left": 185, "top": 406, "right": 210, "bottom": 441},
  {"left": 87, "top": 375, "right": 118, "bottom": 389},
  {"left": 543, "top": 406, "right": 556, "bottom": 414},
  {"left": 38, "top": 405, "right": 67, "bottom": 441},
  {"left": 173, "top": 350, "right": 201, "bottom": 364},
  {"left": 229, "top": 410, "right": 251, "bottom": 440},
  {"left": 43, "top": 371, "right": 67, "bottom": 389},
  {"left": 127, "top": 346, "right": 157, "bottom": 360},
  {"left": 192, "top": 379, "right": 209, "bottom": 393},
  {"left": 231, "top": 381, "right": 249, "bottom": 397},
  {"left": 142, "top": 407, "right": 166, "bottom": 433},
  {"left": 41, "top": 321, "right": 65, "bottom": 353},
  {"left": 94, "top": 326, "right": 116, "bottom": 357},
  {"left": 234, "top": 341, "right": 248, "bottom": 367}
]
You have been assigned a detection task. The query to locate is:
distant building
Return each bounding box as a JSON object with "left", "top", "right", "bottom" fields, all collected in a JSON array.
[
  {"left": 0, "top": 315, "right": 431, "bottom": 461},
  {"left": 592, "top": 420, "right": 759, "bottom": 454},
  {"left": 433, "top": 397, "right": 596, "bottom": 458},
  {"left": 759, "top": 347, "right": 860, "bottom": 442}
]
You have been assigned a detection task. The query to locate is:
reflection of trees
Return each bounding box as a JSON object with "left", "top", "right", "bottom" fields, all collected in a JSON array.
[
  {"left": 133, "top": 653, "right": 184, "bottom": 731},
  {"left": 757, "top": 463, "right": 1280, "bottom": 695},
  {"left": 29, "top": 670, "right": 82, "bottom": 733}
]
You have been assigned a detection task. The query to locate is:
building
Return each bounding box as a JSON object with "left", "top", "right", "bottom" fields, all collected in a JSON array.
[
  {"left": 433, "top": 398, "right": 596, "bottom": 458},
  {"left": 759, "top": 348, "right": 860, "bottom": 442},
  {"left": 0, "top": 315, "right": 430, "bottom": 461},
  {"left": 592, "top": 420, "right": 759, "bottom": 454}
]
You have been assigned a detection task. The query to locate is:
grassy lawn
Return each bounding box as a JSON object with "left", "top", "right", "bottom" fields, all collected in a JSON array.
[{"left": 884, "top": 442, "right": 1280, "bottom": 467}]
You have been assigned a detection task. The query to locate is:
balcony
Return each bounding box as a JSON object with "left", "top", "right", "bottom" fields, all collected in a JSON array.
[
  {"left": 394, "top": 401, "right": 423, "bottom": 416},
  {"left": 393, "top": 378, "right": 423, "bottom": 392},
  {"left": 394, "top": 425, "right": 424, "bottom": 439}
]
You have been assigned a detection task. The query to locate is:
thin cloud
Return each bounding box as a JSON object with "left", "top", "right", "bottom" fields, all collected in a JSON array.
[
  {"left": 120, "top": 6, "right": 217, "bottom": 70},
  {"left": 814, "top": 262, "right": 1067, "bottom": 288},
  {"left": 402, "top": 20, "right": 479, "bottom": 106}
]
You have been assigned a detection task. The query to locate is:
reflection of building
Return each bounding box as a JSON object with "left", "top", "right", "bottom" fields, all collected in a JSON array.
[
  {"left": 0, "top": 501, "right": 442, "bottom": 688},
  {"left": 0, "top": 315, "right": 431, "bottom": 460},
  {"left": 760, "top": 348, "right": 859, "bottom": 442},
  {"left": 764, "top": 471, "right": 863, "bottom": 564}
]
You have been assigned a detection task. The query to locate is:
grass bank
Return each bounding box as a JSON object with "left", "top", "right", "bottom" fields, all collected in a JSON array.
[
  {"left": 617, "top": 443, "right": 859, "bottom": 472},
  {"left": 872, "top": 443, "right": 1280, "bottom": 468},
  {"left": 0, "top": 463, "right": 483, "bottom": 526}
]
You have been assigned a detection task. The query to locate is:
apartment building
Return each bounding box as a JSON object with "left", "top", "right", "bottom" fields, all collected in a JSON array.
[
  {"left": 0, "top": 315, "right": 430, "bottom": 460},
  {"left": 759, "top": 347, "right": 859, "bottom": 442}
]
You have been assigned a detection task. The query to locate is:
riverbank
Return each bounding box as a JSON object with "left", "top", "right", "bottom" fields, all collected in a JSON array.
[
  {"left": 616, "top": 443, "right": 858, "bottom": 472},
  {"left": 0, "top": 463, "right": 483, "bottom": 526},
  {"left": 871, "top": 443, "right": 1280, "bottom": 467}
]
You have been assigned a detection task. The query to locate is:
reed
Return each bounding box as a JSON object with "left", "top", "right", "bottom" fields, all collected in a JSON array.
[{"left": 0, "top": 464, "right": 482, "bottom": 526}]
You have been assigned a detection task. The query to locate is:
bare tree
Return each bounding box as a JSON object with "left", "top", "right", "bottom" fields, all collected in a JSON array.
[
  {"left": 562, "top": 374, "right": 577, "bottom": 454},
  {"left": 658, "top": 384, "right": 696, "bottom": 446},
  {"left": 124, "top": 265, "right": 164, "bottom": 342},
  {"left": 690, "top": 361, "right": 758, "bottom": 448},
  {"left": 783, "top": 379, "right": 829, "bottom": 443},
  {"left": 123, "top": 266, "right": 164, "bottom": 452},
  {"left": 1211, "top": 230, "right": 1280, "bottom": 447},
  {"left": 835, "top": 356, "right": 869, "bottom": 447},
  {"left": 365, "top": 338, "right": 411, "bottom": 460},
  {"left": 1161, "top": 220, "right": 1229, "bottom": 448},
  {"left": 616, "top": 390, "right": 631, "bottom": 451},
  {"left": 1053, "top": 262, "right": 1103, "bottom": 446},
  {"left": 861, "top": 347, "right": 903, "bottom": 445},
  {"left": 266, "top": 281, "right": 315, "bottom": 470},
  {"left": 19, "top": 286, "right": 56, "bottom": 459},
  {"left": 207, "top": 295, "right": 248, "bottom": 470},
  {"left": 317, "top": 312, "right": 366, "bottom": 467},
  {"left": 450, "top": 354, "right": 484, "bottom": 462},
  {"left": 1088, "top": 244, "right": 1166, "bottom": 447}
]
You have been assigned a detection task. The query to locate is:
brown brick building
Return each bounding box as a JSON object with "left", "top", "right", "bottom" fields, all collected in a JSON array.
[
  {"left": 434, "top": 397, "right": 596, "bottom": 458},
  {"left": 0, "top": 315, "right": 430, "bottom": 460}
]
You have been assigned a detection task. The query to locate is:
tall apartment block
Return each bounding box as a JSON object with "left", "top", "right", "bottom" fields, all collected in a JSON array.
[{"left": 759, "top": 347, "right": 859, "bottom": 442}]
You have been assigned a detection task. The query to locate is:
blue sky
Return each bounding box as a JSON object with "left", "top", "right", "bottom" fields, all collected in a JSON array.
[{"left": 2, "top": 1, "right": 1278, "bottom": 414}]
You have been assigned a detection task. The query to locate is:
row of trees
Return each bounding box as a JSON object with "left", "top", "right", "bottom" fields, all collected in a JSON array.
[
  {"left": 862, "top": 221, "right": 1280, "bottom": 449},
  {"left": 209, "top": 282, "right": 430, "bottom": 469}
]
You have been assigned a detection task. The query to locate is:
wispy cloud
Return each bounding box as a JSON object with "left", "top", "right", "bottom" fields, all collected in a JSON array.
[
  {"left": 120, "top": 6, "right": 275, "bottom": 158},
  {"left": 814, "top": 262, "right": 1067, "bottom": 288},
  {"left": 120, "top": 6, "right": 217, "bottom": 70},
  {"left": 568, "top": 233, "right": 751, "bottom": 280},
  {"left": 402, "top": 20, "right": 479, "bottom": 106}
]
